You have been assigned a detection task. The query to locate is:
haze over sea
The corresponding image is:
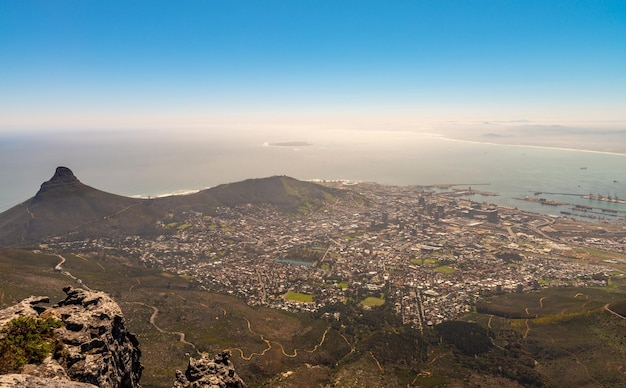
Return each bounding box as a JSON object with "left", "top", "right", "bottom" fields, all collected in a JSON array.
[{"left": 2, "top": 128, "right": 625, "bottom": 220}]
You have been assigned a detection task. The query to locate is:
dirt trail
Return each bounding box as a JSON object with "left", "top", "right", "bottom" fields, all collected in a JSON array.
[
  {"left": 54, "top": 254, "right": 92, "bottom": 291},
  {"left": 133, "top": 302, "right": 201, "bottom": 356},
  {"left": 230, "top": 316, "right": 332, "bottom": 361},
  {"left": 369, "top": 352, "right": 384, "bottom": 372},
  {"left": 523, "top": 319, "right": 530, "bottom": 339},
  {"left": 230, "top": 317, "right": 273, "bottom": 360},
  {"left": 604, "top": 304, "right": 626, "bottom": 320},
  {"left": 523, "top": 296, "right": 547, "bottom": 338}
]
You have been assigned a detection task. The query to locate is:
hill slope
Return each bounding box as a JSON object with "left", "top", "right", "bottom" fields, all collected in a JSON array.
[{"left": 161, "top": 175, "right": 342, "bottom": 213}]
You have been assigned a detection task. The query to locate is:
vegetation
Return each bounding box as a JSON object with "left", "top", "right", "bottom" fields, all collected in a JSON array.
[
  {"left": 284, "top": 291, "right": 314, "bottom": 303},
  {"left": 433, "top": 265, "right": 456, "bottom": 274},
  {"left": 609, "top": 299, "right": 626, "bottom": 316},
  {"left": 435, "top": 321, "right": 493, "bottom": 355},
  {"left": 0, "top": 316, "right": 64, "bottom": 374},
  {"left": 281, "top": 246, "right": 325, "bottom": 263},
  {"left": 361, "top": 296, "right": 385, "bottom": 307},
  {"left": 335, "top": 282, "right": 349, "bottom": 289},
  {"left": 495, "top": 251, "right": 523, "bottom": 263},
  {"left": 1, "top": 248, "right": 625, "bottom": 387}
]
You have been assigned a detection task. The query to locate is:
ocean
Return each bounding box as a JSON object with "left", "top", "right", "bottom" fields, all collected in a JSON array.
[{"left": 1, "top": 129, "right": 625, "bottom": 220}]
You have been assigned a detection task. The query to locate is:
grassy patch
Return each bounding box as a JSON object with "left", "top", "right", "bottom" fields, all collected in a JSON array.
[
  {"left": 423, "top": 258, "right": 438, "bottom": 265},
  {"left": 285, "top": 291, "right": 314, "bottom": 303},
  {"left": 361, "top": 297, "right": 385, "bottom": 307},
  {"left": 434, "top": 265, "right": 456, "bottom": 274},
  {"left": 411, "top": 257, "right": 438, "bottom": 265}
]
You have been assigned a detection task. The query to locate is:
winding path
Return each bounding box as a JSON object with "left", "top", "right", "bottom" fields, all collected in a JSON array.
[
  {"left": 274, "top": 327, "right": 331, "bottom": 358},
  {"left": 229, "top": 318, "right": 273, "bottom": 360},
  {"left": 229, "top": 316, "right": 333, "bottom": 361},
  {"left": 523, "top": 295, "right": 548, "bottom": 338},
  {"left": 604, "top": 304, "right": 626, "bottom": 320},
  {"left": 133, "top": 302, "right": 201, "bottom": 356},
  {"left": 523, "top": 319, "right": 531, "bottom": 339},
  {"left": 54, "top": 254, "right": 92, "bottom": 291}
]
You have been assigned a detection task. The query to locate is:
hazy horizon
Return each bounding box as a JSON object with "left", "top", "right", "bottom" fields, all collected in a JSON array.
[{"left": 2, "top": 1, "right": 625, "bottom": 134}]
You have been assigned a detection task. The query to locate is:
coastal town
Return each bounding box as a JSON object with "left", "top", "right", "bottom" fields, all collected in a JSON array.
[{"left": 46, "top": 182, "right": 626, "bottom": 329}]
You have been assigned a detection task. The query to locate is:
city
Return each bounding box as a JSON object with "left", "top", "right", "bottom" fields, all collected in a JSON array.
[{"left": 45, "top": 182, "right": 624, "bottom": 329}]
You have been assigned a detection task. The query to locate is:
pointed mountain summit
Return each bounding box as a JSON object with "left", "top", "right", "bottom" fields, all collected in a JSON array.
[{"left": 35, "top": 166, "right": 81, "bottom": 196}]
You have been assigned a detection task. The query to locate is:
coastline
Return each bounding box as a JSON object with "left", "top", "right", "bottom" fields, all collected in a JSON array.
[{"left": 434, "top": 134, "right": 626, "bottom": 157}]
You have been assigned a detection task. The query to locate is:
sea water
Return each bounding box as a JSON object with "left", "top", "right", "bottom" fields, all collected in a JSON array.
[{"left": 1, "top": 129, "right": 625, "bottom": 219}]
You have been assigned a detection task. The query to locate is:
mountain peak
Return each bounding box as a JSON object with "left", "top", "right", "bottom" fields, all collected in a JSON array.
[
  {"left": 50, "top": 166, "right": 78, "bottom": 183},
  {"left": 36, "top": 167, "right": 80, "bottom": 196}
]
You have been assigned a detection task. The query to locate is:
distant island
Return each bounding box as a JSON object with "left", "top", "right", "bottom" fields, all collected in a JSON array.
[{"left": 267, "top": 141, "right": 313, "bottom": 147}]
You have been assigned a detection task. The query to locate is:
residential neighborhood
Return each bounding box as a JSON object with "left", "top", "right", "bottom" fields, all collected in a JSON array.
[{"left": 47, "top": 182, "right": 625, "bottom": 328}]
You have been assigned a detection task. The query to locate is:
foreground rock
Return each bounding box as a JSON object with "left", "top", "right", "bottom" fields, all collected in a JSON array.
[
  {"left": 0, "top": 374, "right": 97, "bottom": 387},
  {"left": 0, "top": 287, "right": 142, "bottom": 387},
  {"left": 173, "top": 352, "right": 245, "bottom": 388}
]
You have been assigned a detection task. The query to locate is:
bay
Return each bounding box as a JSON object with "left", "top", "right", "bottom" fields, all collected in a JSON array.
[{"left": 1, "top": 129, "right": 625, "bottom": 220}]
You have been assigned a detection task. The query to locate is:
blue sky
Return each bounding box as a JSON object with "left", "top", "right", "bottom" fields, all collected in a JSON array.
[{"left": 2, "top": 0, "right": 626, "bottom": 132}]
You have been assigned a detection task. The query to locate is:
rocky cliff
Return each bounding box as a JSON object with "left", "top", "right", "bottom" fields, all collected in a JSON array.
[
  {"left": 0, "top": 287, "right": 142, "bottom": 387},
  {"left": 0, "top": 287, "right": 245, "bottom": 387}
]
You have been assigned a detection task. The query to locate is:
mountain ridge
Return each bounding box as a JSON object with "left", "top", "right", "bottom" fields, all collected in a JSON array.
[{"left": 0, "top": 167, "right": 344, "bottom": 246}]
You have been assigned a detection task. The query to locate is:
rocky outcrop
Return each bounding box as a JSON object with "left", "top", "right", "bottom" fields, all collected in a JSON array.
[
  {"left": 35, "top": 166, "right": 81, "bottom": 196},
  {"left": 0, "top": 374, "right": 97, "bottom": 387},
  {"left": 0, "top": 287, "right": 247, "bottom": 387},
  {"left": 173, "top": 352, "right": 244, "bottom": 388},
  {"left": 0, "top": 296, "right": 50, "bottom": 326},
  {"left": 0, "top": 287, "right": 142, "bottom": 387}
]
